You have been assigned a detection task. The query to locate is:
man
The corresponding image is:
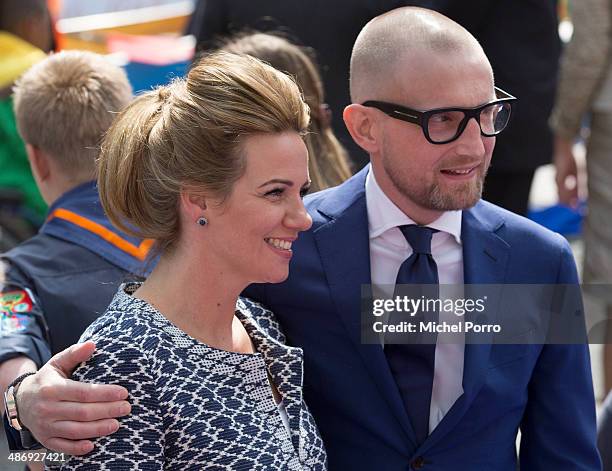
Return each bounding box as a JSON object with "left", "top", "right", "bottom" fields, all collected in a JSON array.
[
  {"left": 408, "top": 0, "right": 561, "bottom": 216},
  {"left": 1, "top": 51, "right": 150, "bottom": 455},
  {"left": 8, "top": 8, "right": 601, "bottom": 470}
]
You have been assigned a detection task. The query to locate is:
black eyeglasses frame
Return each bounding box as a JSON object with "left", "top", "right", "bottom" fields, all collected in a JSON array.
[{"left": 362, "top": 87, "right": 517, "bottom": 145}]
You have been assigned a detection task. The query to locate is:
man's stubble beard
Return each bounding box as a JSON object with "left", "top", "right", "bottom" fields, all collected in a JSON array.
[{"left": 384, "top": 156, "right": 489, "bottom": 212}]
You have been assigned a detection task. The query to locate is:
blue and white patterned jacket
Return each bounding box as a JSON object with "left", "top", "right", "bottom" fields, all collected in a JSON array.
[{"left": 48, "top": 283, "right": 327, "bottom": 470}]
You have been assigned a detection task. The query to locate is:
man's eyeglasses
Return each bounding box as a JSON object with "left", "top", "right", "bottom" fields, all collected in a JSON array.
[{"left": 362, "top": 87, "right": 517, "bottom": 145}]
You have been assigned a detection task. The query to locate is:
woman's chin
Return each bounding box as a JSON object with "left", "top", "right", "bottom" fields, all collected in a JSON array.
[{"left": 258, "top": 271, "right": 289, "bottom": 285}]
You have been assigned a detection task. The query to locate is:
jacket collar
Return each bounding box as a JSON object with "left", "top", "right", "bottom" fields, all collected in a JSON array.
[
  {"left": 41, "top": 181, "right": 153, "bottom": 275},
  {"left": 237, "top": 298, "right": 306, "bottom": 455}
]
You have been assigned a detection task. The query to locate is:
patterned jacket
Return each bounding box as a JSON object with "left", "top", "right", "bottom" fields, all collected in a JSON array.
[{"left": 48, "top": 283, "right": 327, "bottom": 470}]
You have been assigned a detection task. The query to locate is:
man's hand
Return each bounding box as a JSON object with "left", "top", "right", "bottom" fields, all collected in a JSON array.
[
  {"left": 553, "top": 135, "right": 580, "bottom": 208},
  {"left": 1, "top": 356, "right": 38, "bottom": 410},
  {"left": 16, "top": 341, "right": 131, "bottom": 455}
]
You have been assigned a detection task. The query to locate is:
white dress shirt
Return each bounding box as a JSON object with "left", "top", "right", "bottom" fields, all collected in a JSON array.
[{"left": 365, "top": 168, "right": 465, "bottom": 433}]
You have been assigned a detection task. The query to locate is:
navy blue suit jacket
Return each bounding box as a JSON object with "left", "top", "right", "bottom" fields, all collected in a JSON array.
[{"left": 245, "top": 166, "right": 601, "bottom": 470}]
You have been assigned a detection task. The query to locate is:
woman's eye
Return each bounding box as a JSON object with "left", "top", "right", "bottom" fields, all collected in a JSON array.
[
  {"left": 300, "top": 187, "right": 310, "bottom": 199},
  {"left": 265, "top": 188, "right": 284, "bottom": 198}
]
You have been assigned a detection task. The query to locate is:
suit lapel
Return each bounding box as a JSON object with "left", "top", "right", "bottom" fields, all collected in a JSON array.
[
  {"left": 312, "top": 167, "right": 417, "bottom": 446},
  {"left": 420, "top": 201, "right": 510, "bottom": 453}
]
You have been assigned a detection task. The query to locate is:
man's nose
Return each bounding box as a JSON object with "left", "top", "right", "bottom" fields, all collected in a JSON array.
[{"left": 456, "top": 117, "right": 486, "bottom": 156}]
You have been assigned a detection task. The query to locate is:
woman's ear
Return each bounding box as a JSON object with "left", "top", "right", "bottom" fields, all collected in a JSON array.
[
  {"left": 343, "top": 104, "right": 383, "bottom": 155},
  {"left": 179, "top": 190, "right": 208, "bottom": 225}
]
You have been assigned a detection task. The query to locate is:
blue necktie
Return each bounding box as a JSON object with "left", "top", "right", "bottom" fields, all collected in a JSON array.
[{"left": 384, "top": 225, "right": 438, "bottom": 445}]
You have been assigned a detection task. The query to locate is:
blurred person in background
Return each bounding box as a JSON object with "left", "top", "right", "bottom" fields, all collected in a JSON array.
[
  {"left": 550, "top": 0, "right": 612, "bottom": 398},
  {"left": 187, "top": 0, "right": 408, "bottom": 171},
  {"left": 409, "top": 0, "right": 562, "bottom": 216},
  {"left": 1, "top": 51, "right": 148, "bottom": 459},
  {"left": 0, "top": 0, "right": 53, "bottom": 236},
  {"left": 221, "top": 32, "right": 352, "bottom": 192}
]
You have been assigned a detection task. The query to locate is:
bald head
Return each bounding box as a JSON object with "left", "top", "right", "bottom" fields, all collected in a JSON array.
[{"left": 350, "top": 7, "right": 490, "bottom": 103}]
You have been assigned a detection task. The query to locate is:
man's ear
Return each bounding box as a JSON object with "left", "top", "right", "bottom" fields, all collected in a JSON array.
[
  {"left": 26, "top": 144, "right": 51, "bottom": 183},
  {"left": 343, "top": 104, "right": 383, "bottom": 155}
]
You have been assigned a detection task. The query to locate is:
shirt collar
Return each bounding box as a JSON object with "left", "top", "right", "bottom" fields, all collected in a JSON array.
[{"left": 365, "top": 167, "right": 462, "bottom": 244}]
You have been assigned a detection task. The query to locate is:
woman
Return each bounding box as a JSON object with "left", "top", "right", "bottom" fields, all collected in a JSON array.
[
  {"left": 222, "top": 33, "right": 353, "bottom": 192},
  {"left": 49, "top": 52, "right": 327, "bottom": 470}
]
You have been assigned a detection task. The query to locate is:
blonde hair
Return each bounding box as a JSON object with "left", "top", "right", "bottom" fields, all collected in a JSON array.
[
  {"left": 98, "top": 51, "right": 310, "bottom": 253},
  {"left": 222, "top": 33, "right": 352, "bottom": 192},
  {"left": 13, "top": 50, "right": 132, "bottom": 179}
]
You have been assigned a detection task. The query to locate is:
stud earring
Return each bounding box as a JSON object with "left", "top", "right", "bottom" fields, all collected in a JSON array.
[{"left": 197, "top": 216, "right": 208, "bottom": 226}]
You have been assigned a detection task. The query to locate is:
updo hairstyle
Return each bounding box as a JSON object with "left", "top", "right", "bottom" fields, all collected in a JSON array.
[{"left": 98, "top": 51, "right": 310, "bottom": 253}]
